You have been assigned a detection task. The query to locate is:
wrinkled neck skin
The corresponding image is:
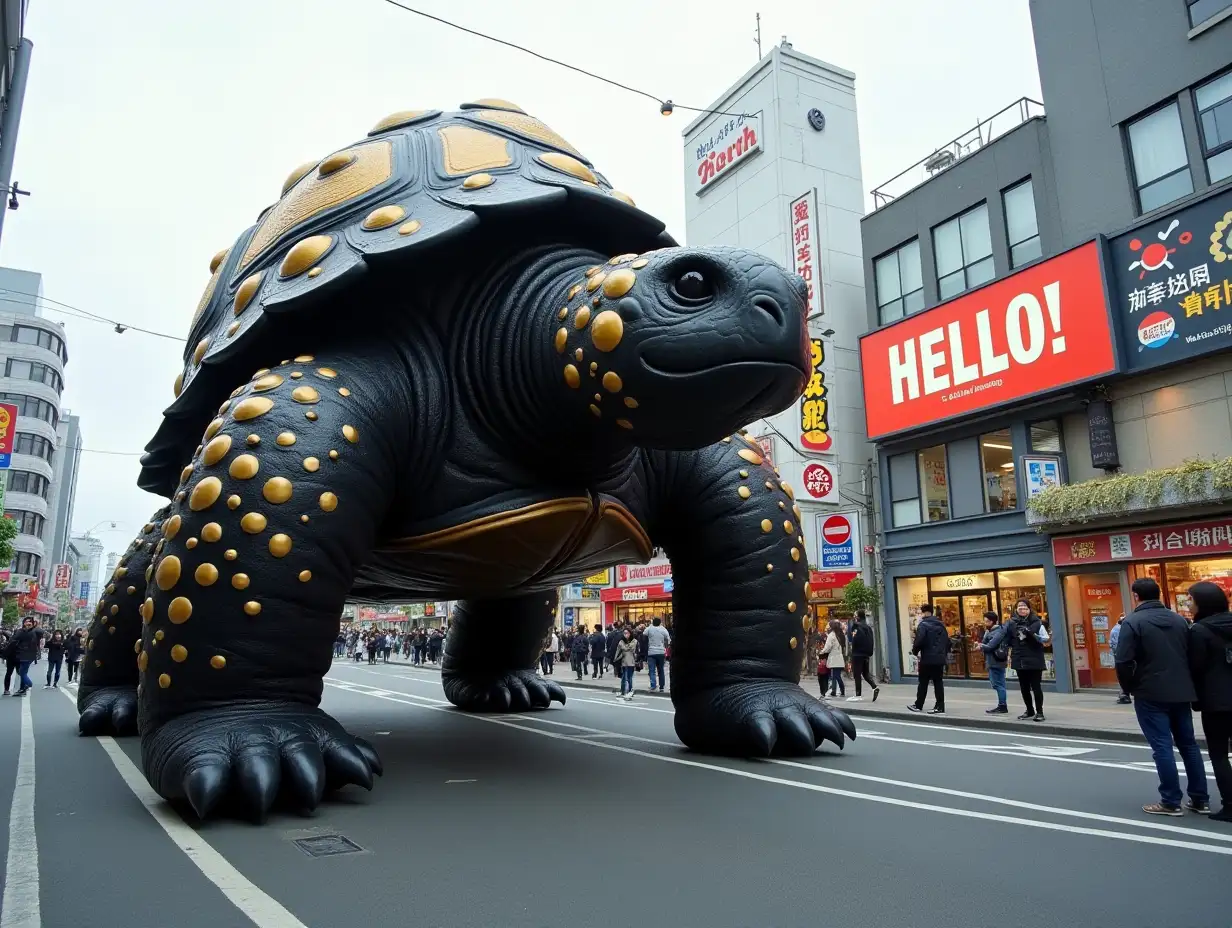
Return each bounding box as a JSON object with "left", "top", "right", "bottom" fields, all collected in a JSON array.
[{"left": 458, "top": 244, "right": 637, "bottom": 481}]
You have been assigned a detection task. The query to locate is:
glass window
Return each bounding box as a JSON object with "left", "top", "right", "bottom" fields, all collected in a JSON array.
[
  {"left": 1188, "top": 0, "right": 1232, "bottom": 27},
  {"left": 6, "top": 359, "right": 31, "bottom": 380},
  {"left": 1196, "top": 70, "right": 1232, "bottom": 184},
  {"left": 933, "top": 204, "right": 994, "bottom": 300},
  {"left": 979, "top": 429, "right": 1018, "bottom": 512},
  {"left": 1127, "top": 103, "right": 1193, "bottom": 213},
  {"left": 1003, "top": 179, "right": 1042, "bottom": 268},
  {"left": 12, "top": 551, "right": 41, "bottom": 576},
  {"left": 917, "top": 445, "right": 950, "bottom": 522},
  {"left": 874, "top": 240, "right": 924, "bottom": 324},
  {"left": 889, "top": 451, "right": 923, "bottom": 527},
  {"left": 896, "top": 576, "right": 929, "bottom": 676},
  {"left": 892, "top": 499, "right": 922, "bottom": 527},
  {"left": 15, "top": 326, "right": 38, "bottom": 345},
  {"left": 0, "top": 325, "right": 10, "bottom": 342},
  {"left": 1030, "top": 420, "right": 1063, "bottom": 453}
]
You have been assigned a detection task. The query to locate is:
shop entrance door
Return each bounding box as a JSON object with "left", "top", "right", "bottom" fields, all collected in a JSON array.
[
  {"left": 1064, "top": 573, "right": 1125, "bottom": 688},
  {"left": 930, "top": 592, "right": 993, "bottom": 678}
]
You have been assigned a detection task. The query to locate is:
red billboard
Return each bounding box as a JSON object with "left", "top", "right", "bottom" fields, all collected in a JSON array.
[
  {"left": 0, "top": 401, "right": 18, "bottom": 467},
  {"left": 860, "top": 241, "right": 1117, "bottom": 439},
  {"left": 1053, "top": 516, "right": 1232, "bottom": 566}
]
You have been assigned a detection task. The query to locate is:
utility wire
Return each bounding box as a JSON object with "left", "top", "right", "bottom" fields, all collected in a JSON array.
[
  {"left": 377, "top": 0, "right": 752, "bottom": 118},
  {"left": 0, "top": 291, "right": 186, "bottom": 342}
]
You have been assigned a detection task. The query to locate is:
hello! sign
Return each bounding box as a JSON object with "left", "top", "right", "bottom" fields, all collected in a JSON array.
[{"left": 860, "top": 242, "right": 1116, "bottom": 439}]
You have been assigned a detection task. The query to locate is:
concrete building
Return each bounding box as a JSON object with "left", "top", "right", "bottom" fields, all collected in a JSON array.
[
  {"left": 0, "top": 0, "right": 33, "bottom": 247},
  {"left": 859, "top": 0, "right": 1232, "bottom": 692},
  {"left": 45, "top": 410, "right": 82, "bottom": 569},
  {"left": 0, "top": 267, "right": 70, "bottom": 602},
  {"left": 69, "top": 530, "right": 103, "bottom": 604},
  {"left": 674, "top": 42, "right": 873, "bottom": 633}
]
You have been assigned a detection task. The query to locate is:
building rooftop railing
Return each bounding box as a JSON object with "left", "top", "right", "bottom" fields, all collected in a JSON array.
[{"left": 870, "top": 97, "right": 1045, "bottom": 211}]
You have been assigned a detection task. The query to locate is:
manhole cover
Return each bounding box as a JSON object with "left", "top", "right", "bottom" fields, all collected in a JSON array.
[{"left": 293, "top": 834, "right": 365, "bottom": 858}]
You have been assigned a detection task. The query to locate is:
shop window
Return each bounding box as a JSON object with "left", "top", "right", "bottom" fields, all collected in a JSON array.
[
  {"left": 933, "top": 204, "right": 994, "bottom": 300},
  {"left": 1188, "top": 0, "right": 1232, "bottom": 28},
  {"left": 11, "top": 551, "right": 41, "bottom": 576},
  {"left": 874, "top": 239, "right": 924, "bottom": 325},
  {"left": 1003, "top": 179, "right": 1041, "bottom": 268},
  {"left": 1127, "top": 103, "right": 1193, "bottom": 213},
  {"left": 896, "top": 577, "right": 929, "bottom": 676},
  {"left": 979, "top": 429, "right": 1018, "bottom": 512},
  {"left": 1030, "top": 420, "right": 1063, "bottom": 453},
  {"left": 1195, "top": 69, "right": 1232, "bottom": 184},
  {"left": 888, "top": 452, "right": 922, "bottom": 527},
  {"left": 1063, "top": 574, "right": 1125, "bottom": 689},
  {"left": 917, "top": 445, "right": 950, "bottom": 522}
]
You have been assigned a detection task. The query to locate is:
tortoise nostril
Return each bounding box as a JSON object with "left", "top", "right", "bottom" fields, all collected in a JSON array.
[{"left": 752, "top": 295, "right": 785, "bottom": 327}]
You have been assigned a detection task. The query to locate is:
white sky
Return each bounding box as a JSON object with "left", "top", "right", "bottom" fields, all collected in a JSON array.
[{"left": 0, "top": 0, "right": 1040, "bottom": 557}]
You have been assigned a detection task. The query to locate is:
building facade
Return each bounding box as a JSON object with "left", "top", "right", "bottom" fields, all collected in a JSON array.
[
  {"left": 69, "top": 531, "right": 103, "bottom": 606},
  {"left": 46, "top": 410, "right": 82, "bottom": 570},
  {"left": 0, "top": 267, "right": 70, "bottom": 603},
  {"left": 859, "top": 0, "right": 1232, "bottom": 691}
]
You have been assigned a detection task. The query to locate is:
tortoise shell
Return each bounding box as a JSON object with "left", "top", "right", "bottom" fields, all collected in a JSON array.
[{"left": 139, "top": 99, "right": 675, "bottom": 496}]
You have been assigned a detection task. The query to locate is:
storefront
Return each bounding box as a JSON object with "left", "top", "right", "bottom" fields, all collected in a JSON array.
[
  {"left": 601, "top": 557, "right": 673, "bottom": 628},
  {"left": 560, "top": 569, "right": 609, "bottom": 632},
  {"left": 1052, "top": 516, "right": 1232, "bottom": 689}
]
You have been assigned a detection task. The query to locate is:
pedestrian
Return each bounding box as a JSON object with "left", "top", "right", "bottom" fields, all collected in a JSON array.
[
  {"left": 382, "top": 632, "right": 393, "bottom": 663},
  {"left": 1005, "top": 599, "right": 1047, "bottom": 721},
  {"left": 1187, "top": 581, "right": 1232, "bottom": 823},
  {"left": 907, "top": 603, "right": 949, "bottom": 715},
  {"left": 1115, "top": 577, "right": 1210, "bottom": 817},
  {"left": 975, "top": 611, "right": 1009, "bottom": 714},
  {"left": 571, "top": 625, "right": 589, "bottom": 680},
  {"left": 43, "top": 629, "right": 65, "bottom": 688},
  {"left": 541, "top": 629, "right": 559, "bottom": 675},
  {"left": 429, "top": 628, "right": 443, "bottom": 664},
  {"left": 588, "top": 625, "right": 606, "bottom": 679},
  {"left": 613, "top": 627, "right": 638, "bottom": 699},
  {"left": 605, "top": 624, "right": 621, "bottom": 677},
  {"left": 822, "top": 620, "right": 846, "bottom": 697},
  {"left": 816, "top": 641, "right": 831, "bottom": 698},
  {"left": 2, "top": 629, "right": 18, "bottom": 695},
  {"left": 1109, "top": 614, "right": 1132, "bottom": 704},
  {"left": 7, "top": 617, "right": 41, "bottom": 697},
  {"left": 847, "top": 611, "right": 879, "bottom": 702},
  {"left": 65, "top": 628, "right": 85, "bottom": 683},
  {"left": 644, "top": 617, "right": 670, "bottom": 693}
]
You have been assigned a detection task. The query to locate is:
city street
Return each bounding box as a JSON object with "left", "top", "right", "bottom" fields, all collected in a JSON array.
[{"left": 2, "top": 662, "right": 1228, "bottom": 928}]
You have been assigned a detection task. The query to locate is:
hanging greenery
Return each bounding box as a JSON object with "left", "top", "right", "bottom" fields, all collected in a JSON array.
[{"left": 1026, "top": 456, "right": 1232, "bottom": 525}]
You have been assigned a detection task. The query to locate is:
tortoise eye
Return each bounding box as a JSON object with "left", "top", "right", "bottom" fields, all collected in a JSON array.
[{"left": 671, "top": 270, "right": 712, "bottom": 304}]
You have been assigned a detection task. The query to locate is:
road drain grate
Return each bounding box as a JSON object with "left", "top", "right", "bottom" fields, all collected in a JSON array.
[{"left": 293, "top": 834, "right": 365, "bottom": 858}]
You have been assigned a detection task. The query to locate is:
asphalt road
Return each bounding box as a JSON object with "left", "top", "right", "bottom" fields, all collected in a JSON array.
[{"left": 2, "top": 660, "right": 1229, "bottom": 928}]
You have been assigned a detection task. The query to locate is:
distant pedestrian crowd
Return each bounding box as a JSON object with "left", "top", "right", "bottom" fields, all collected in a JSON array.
[
  {"left": 335, "top": 625, "right": 446, "bottom": 665},
  {"left": 2, "top": 617, "right": 87, "bottom": 697}
]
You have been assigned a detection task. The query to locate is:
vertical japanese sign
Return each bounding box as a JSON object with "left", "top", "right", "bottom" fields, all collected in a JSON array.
[
  {"left": 789, "top": 190, "right": 824, "bottom": 319},
  {"left": 0, "top": 402, "right": 18, "bottom": 468},
  {"left": 53, "top": 563, "right": 72, "bottom": 590},
  {"left": 799, "top": 338, "right": 832, "bottom": 453},
  {"left": 1110, "top": 189, "right": 1232, "bottom": 370}
]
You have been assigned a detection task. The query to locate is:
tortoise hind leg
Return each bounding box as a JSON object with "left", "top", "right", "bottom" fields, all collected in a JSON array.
[
  {"left": 78, "top": 510, "right": 168, "bottom": 736},
  {"left": 137, "top": 352, "right": 415, "bottom": 821},
  {"left": 442, "top": 591, "right": 565, "bottom": 711}
]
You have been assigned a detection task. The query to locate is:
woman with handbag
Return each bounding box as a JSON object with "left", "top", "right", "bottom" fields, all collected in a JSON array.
[
  {"left": 613, "top": 627, "right": 639, "bottom": 700},
  {"left": 1006, "top": 599, "right": 1047, "bottom": 721},
  {"left": 822, "top": 620, "right": 847, "bottom": 698}
]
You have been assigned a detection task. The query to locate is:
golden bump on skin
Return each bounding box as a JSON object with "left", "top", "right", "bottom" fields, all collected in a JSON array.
[
  {"left": 631, "top": 258, "right": 649, "bottom": 269},
  {"left": 329, "top": 450, "right": 339, "bottom": 461},
  {"left": 342, "top": 425, "right": 358, "bottom": 443},
  {"left": 230, "top": 454, "right": 260, "bottom": 479},
  {"left": 253, "top": 374, "right": 284, "bottom": 392},
  {"left": 602, "top": 269, "right": 636, "bottom": 298},
  {"left": 585, "top": 272, "right": 606, "bottom": 292},
  {"left": 171, "top": 645, "right": 188, "bottom": 663},
  {"left": 210, "top": 655, "right": 227, "bottom": 670},
  {"left": 765, "top": 481, "right": 774, "bottom": 490},
  {"left": 623, "top": 397, "right": 638, "bottom": 409},
  {"left": 234, "top": 396, "right": 275, "bottom": 421},
  {"left": 263, "top": 476, "right": 294, "bottom": 504},
  {"left": 574, "top": 348, "right": 584, "bottom": 362},
  {"left": 361, "top": 204, "right": 405, "bottom": 230},
  {"left": 602, "top": 371, "right": 622, "bottom": 392},
  {"left": 738, "top": 486, "right": 751, "bottom": 499},
  {"left": 276, "top": 431, "right": 297, "bottom": 446},
  {"left": 616, "top": 419, "right": 633, "bottom": 429},
  {"left": 338, "top": 388, "right": 350, "bottom": 397},
  {"left": 110, "top": 605, "right": 119, "bottom": 616},
  {"left": 319, "top": 492, "right": 338, "bottom": 512},
  {"left": 224, "top": 549, "right": 237, "bottom": 561},
  {"left": 156, "top": 556, "right": 182, "bottom": 590},
  {"left": 186, "top": 538, "right": 199, "bottom": 550},
  {"left": 192, "top": 337, "right": 210, "bottom": 365},
  {"left": 127, "top": 586, "right": 136, "bottom": 595},
  {"left": 788, "top": 572, "right": 794, "bottom": 580},
  {"left": 203, "top": 435, "right": 232, "bottom": 466},
  {"left": 202, "top": 522, "right": 222, "bottom": 543},
  {"left": 317, "top": 367, "right": 337, "bottom": 378},
  {"left": 791, "top": 547, "right": 800, "bottom": 562},
  {"left": 555, "top": 328, "right": 568, "bottom": 353},
  {"left": 204, "top": 418, "right": 225, "bottom": 440},
  {"left": 557, "top": 307, "right": 568, "bottom": 321},
  {"left": 269, "top": 534, "right": 292, "bottom": 557},
  {"left": 244, "top": 601, "right": 262, "bottom": 616},
  {"left": 158, "top": 673, "right": 171, "bottom": 689},
  {"left": 247, "top": 434, "right": 260, "bottom": 446},
  {"left": 195, "top": 563, "right": 219, "bottom": 586},
  {"left": 585, "top": 266, "right": 602, "bottom": 277},
  {"left": 292, "top": 385, "right": 320, "bottom": 404},
  {"left": 574, "top": 307, "right": 591, "bottom": 329},
  {"left": 137, "top": 652, "right": 149, "bottom": 672},
  {"left": 588, "top": 404, "right": 601, "bottom": 418},
  {"left": 232, "top": 573, "right": 250, "bottom": 590},
  {"left": 168, "top": 596, "right": 192, "bottom": 624},
  {"left": 789, "top": 637, "right": 798, "bottom": 649},
  {"left": 398, "top": 220, "right": 421, "bottom": 236},
  {"left": 235, "top": 273, "right": 262, "bottom": 314},
  {"left": 217, "top": 400, "right": 232, "bottom": 416},
  {"left": 301, "top": 515, "right": 309, "bottom": 523},
  {"left": 240, "top": 512, "right": 268, "bottom": 534},
  {"left": 590, "top": 311, "right": 623, "bottom": 352},
  {"left": 781, "top": 482, "right": 795, "bottom": 500},
  {"left": 788, "top": 602, "right": 797, "bottom": 613},
  {"left": 760, "top": 519, "right": 772, "bottom": 533},
  {"left": 294, "top": 354, "right": 314, "bottom": 363},
  {"left": 461, "top": 172, "right": 495, "bottom": 189},
  {"left": 737, "top": 449, "right": 763, "bottom": 466},
  {"left": 141, "top": 598, "right": 154, "bottom": 622},
  {"left": 290, "top": 372, "right": 303, "bottom": 379},
  {"left": 766, "top": 564, "right": 774, "bottom": 572},
  {"left": 784, "top": 521, "right": 795, "bottom": 534},
  {"left": 304, "top": 457, "right": 320, "bottom": 472},
  {"left": 227, "top": 495, "right": 242, "bottom": 510},
  {"left": 567, "top": 284, "right": 582, "bottom": 300},
  {"left": 778, "top": 502, "right": 786, "bottom": 511},
  {"left": 589, "top": 362, "right": 598, "bottom": 375},
  {"left": 299, "top": 570, "right": 312, "bottom": 582}
]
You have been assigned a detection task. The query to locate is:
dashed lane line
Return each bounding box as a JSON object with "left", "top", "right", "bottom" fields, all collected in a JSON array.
[
  {"left": 56, "top": 687, "right": 310, "bottom": 928},
  {"left": 2, "top": 691, "right": 40, "bottom": 928},
  {"left": 321, "top": 677, "right": 1232, "bottom": 857}
]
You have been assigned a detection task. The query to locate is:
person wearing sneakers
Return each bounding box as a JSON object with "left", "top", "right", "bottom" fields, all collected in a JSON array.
[
  {"left": 613, "top": 627, "right": 638, "bottom": 700},
  {"left": 847, "top": 611, "right": 879, "bottom": 702},
  {"left": 1005, "top": 599, "right": 1047, "bottom": 722},
  {"left": 1116, "top": 576, "right": 1209, "bottom": 818},
  {"left": 644, "top": 617, "right": 670, "bottom": 693},
  {"left": 908, "top": 603, "right": 949, "bottom": 715},
  {"left": 976, "top": 611, "right": 1009, "bottom": 714},
  {"left": 1186, "top": 581, "right": 1232, "bottom": 823}
]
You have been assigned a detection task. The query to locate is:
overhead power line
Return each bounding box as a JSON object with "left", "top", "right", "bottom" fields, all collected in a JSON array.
[{"left": 0, "top": 291, "right": 185, "bottom": 342}]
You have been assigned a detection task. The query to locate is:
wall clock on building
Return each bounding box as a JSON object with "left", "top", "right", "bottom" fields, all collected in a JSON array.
[{"left": 807, "top": 108, "right": 826, "bottom": 132}]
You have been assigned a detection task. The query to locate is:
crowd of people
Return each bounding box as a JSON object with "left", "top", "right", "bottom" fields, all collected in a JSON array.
[
  {"left": 550, "top": 617, "right": 672, "bottom": 698},
  {"left": 335, "top": 625, "right": 447, "bottom": 665},
  {"left": 1, "top": 617, "right": 87, "bottom": 697}
]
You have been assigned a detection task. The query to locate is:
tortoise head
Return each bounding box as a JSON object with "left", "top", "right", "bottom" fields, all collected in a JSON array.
[{"left": 557, "top": 246, "right": 810, "bottom": 449}]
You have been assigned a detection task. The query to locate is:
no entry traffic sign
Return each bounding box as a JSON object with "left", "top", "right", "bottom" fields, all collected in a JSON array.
[{"left": 817, "top": 511, "right": 860, "bottom": 570}]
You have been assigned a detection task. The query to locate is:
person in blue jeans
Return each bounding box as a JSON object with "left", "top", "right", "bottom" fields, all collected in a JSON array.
[
  {"left": 8, "top": 617, "right": 41, "bottom": 697},
  {"left": 644, "top": 617, "right": 671, "bottom": 693},
  {"left": 1115, "top": 577, "right": 1210, "bottom": 816},
  {"left": 976, "top": 611, "right": 1009, "bottom": 714},
  {"left": 613, "top": 628, "right": 638, "bottom": 700}
]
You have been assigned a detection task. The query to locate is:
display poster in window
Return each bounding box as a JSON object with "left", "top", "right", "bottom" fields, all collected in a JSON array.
[
  {"left": 1022, "top": 455, "right": 1062, "bottom": 499},
  {"left": 860, "top": 241, "right": 1116, "bottom": 439},
  {"left": 0, "top": 402, "right": 17, "bottom": 469},
  {"left": 799, "top": 337, "right": 833, "bottom": 453},
  {"left": 1109, "top": 187, "right": 1232, "bottom": 371},
  {"left": 789, "top": 190, "right": 824, "bottom": 319}
]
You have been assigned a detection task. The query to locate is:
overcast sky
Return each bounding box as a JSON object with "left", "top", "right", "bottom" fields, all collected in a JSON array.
[{"left": 1, "top": 0, "right": 1041, "bottom": 557}]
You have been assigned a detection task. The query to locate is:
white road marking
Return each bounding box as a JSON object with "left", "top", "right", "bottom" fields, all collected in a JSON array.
[
  {"left": 58, "top": 689, "right": 309, "bottom": 928},
  {"left": 2, "top": 693, "right": 40, "bottom": 928},
  {"left": 322, "top": 678, "right": 1232, "bottom": 856},
  {"left": 444, "top": 779, "right": 477, "bottom": 784}
]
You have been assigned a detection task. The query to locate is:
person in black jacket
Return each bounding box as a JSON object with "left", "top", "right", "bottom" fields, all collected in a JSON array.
[
  {"left": 43, "top": 629, "right": 66, "bottom": 688},
  {"left": 848, "top": 611, "right": 879, "bottom": 702},
  {"left": 1187, "top": 581, "right": 1232, "bottom": 822},
  {"left": 908, "top": 603, "right": 949, "bottom": 714},
  {"left": 7, "top": 617, "right": 41, "bottom": 696},
  {"left": 1115, "top": 577, "right": 1209, "bottom": 817},
  {"left": 570, "top": 625, "right": 590, "bottom": 679},
  {"left": 1005, "top": 599, "right": 1048, "bottom": 721},
  {"left": 65, "top": 628, "right": 86, "bottom": 683},
  {"left": 588, "top": 627, "right": 606, "bottom": 679},
  {"left": 605, "top": 624, "right": 621, "bottom": 674}
]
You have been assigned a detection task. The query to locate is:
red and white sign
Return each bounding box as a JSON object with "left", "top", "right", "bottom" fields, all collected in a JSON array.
[
  {"left": 753, "top": 434, "right": 776, "bottom": 464},
  {"left": 691, "top": 113, "right": 762, "bottom": 195},
  {"left": 807, "top": 569, "right": 860, "bottom": 600},
  {"left": 1054, "top": 516, "right": 1232, "bottom": 566},
  {"left": 801, "top": 462, "right": 835, "bottom": 500},
  {"left": 789, "top": 189, "right": 824, "bottom": 318},
  {"left": 600, "top": 583, "right": 669, "bottom": 603},
  {"left": 52, "top": 563, "right": 72, "bottom": 591},
  {"left": 616, "top": 557, "right": 672, "bottom": 587},
  {"left": 821, "top": 515, "right": 851, "bottom": 545},
  {"left": 860, "top": 241, "right": 1116, "bottom": 439}
]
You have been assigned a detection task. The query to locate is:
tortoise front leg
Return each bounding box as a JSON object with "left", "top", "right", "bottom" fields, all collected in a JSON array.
[
  {"left": 644, "top": 437, "right": 856, "bottom": 756},
  {"left": 78, "top": 509, "right": 168, "bottom": 735}
]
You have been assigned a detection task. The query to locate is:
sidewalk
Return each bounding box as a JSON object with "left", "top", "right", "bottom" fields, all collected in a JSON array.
[{"left": 366, "top": 656, "right": 1184, "bottom": 746}]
